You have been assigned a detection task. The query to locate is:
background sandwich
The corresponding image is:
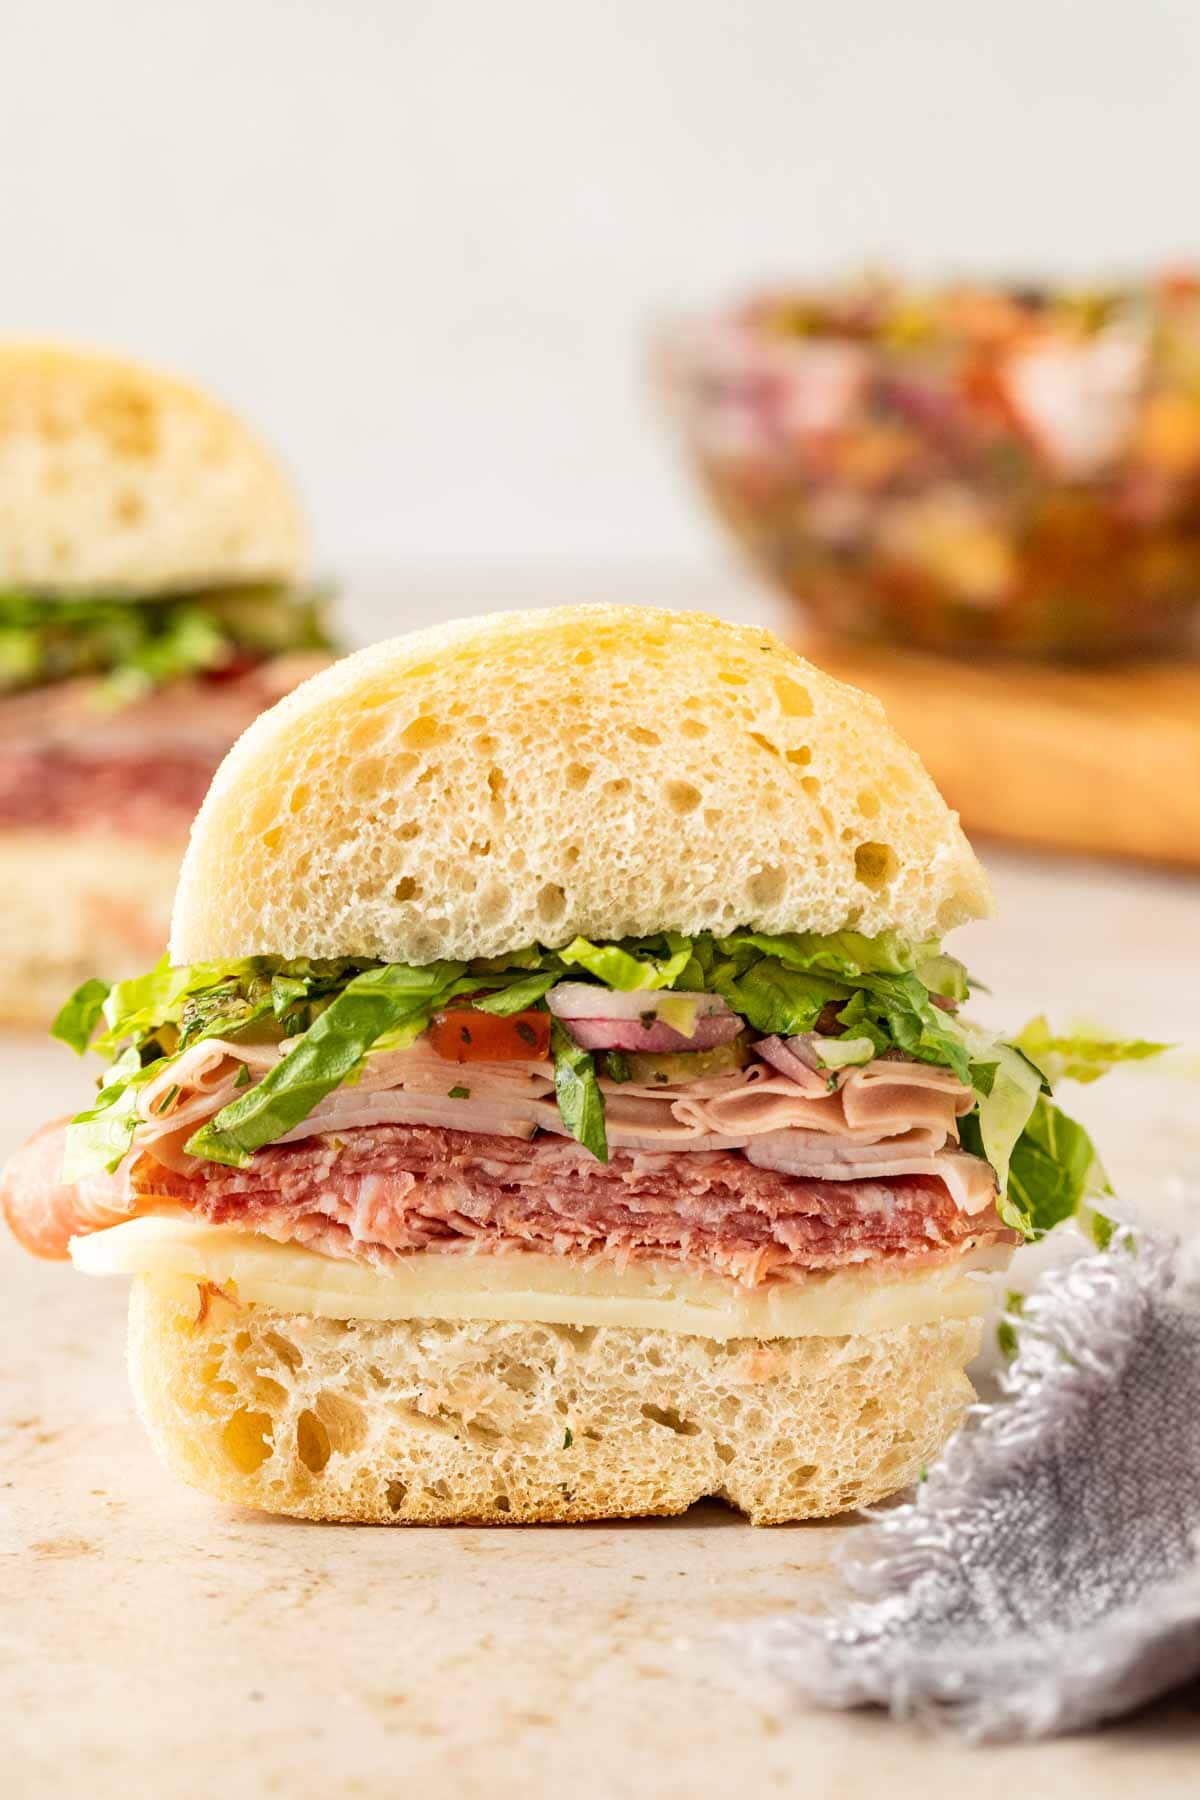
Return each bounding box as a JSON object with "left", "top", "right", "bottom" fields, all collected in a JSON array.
[
  {"left": 0, "top": 343, "right": 335, "bottom": 1022},
  {"left": 2, "top": 607, "right": 1140, "bottom": 1523}
]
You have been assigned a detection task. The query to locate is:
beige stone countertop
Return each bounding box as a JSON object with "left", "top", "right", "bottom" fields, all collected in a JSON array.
[{"left": 2, "top": 847, "right": 1198, "bottom": 1796}]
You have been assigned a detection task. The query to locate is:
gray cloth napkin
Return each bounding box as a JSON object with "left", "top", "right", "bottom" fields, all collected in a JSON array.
[{"left": 746, "top": 1229, "right": 1200, "bottom": 1741}]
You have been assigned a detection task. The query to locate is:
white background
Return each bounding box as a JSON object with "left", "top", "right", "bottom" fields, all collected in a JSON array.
[{"left": 3, "top": 1, "right": 1197, "bottom": 570}]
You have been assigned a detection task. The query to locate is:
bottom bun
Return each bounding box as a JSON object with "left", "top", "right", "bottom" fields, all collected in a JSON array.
[
  {"left": 127, "top": 1274, "right": 981, "bottom": 1524},
  {"left": 0, "top": 831, "right": 182, "bottom": 1025}
]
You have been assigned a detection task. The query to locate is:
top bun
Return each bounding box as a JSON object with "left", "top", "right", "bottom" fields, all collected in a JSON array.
[
  {"left": 170, "top": 606, "right": 990, "bottom": 965},
  {"left": 0, "top": 343, "right": 306, "bottom": 594}
]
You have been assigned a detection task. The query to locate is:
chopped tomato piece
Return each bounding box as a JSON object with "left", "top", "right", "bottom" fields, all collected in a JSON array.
[{"left": 428, "top": 1008, "right": 551, "bottom": 1063}]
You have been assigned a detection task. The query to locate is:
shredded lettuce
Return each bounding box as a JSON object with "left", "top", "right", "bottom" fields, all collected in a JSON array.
[
  {"left": 52, "top": 929, "right": 980, "bottom": 1176},
  {"left": 1014, "top": 1016, "right": 1171, "bottom": 1085},
  {"left": 955, "top": 1029, "right": 1047, "bottom": 1206},
  {"left": 1005, "top": 1096, "right": 1108, "bottom": 1237},
  {"left": 934, "top": 1010, "right": 1161, "bottom": 1240},
  {"left": 472, "top": 971, "right": 560, "bottom": 1015},
  {"left": 550, "top": 1020, "right": 608, "bottom": 1162},
  {"left": 972, "top": 1017, "right": 1169, "bottom": 1236},
  {"left": 60, "top": 1048, "right": 161, "bottom": 1181},
  {"left": 53, "top": 935, "right": 1160, "bottom": 1237},
  {"left": 709, "top": 959, "right": 848, "bottom": 1037},
  {"left": 50, "top": 978, "right": 111, "bottom": 1055},
  {"left": 555, "top": 934, "right": 693, "bottom": 991},
  {"left": 715, "top": 927, "right": 940, "bottom": 979},
  {"left": 996, "top": 1289, "right": 1026, "bottom": 1359},
  {"left": 0, "top": 583, "right": 334, "bottom": 701},
  {"left": 852, "top": 972, "right": 974, "bottom": 1082},
  {"left": 915, "top": 952, "right": 972, "bottom": 1004},
  {"left": 186, "top": 962, "right": 468, "bottom": 1167}
]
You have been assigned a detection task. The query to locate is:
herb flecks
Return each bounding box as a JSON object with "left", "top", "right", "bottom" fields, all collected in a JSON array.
[{"left": 54, "top": 934, "right": 1159, "bottom": 1249}]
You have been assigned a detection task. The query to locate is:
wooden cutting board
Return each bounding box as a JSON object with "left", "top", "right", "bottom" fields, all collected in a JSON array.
[{"left": 802, "top": 638, "right": 1200, "bottom": 867}]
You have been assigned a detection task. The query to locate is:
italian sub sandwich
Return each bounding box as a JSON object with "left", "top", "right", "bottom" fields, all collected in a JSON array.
[
  {"left": 2, "top": 607, "right": 1140, "bottom": 1522},
  {"left": 0, "top": 343, "right": 334, "bottom": 1020}
]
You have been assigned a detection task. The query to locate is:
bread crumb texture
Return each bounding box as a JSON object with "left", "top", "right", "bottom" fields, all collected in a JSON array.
[
  {"left": 171, "top": 606, "right": 990, "bottom": 964},
  {"left": 128, "top": 1276, "right": 980, "bottom": 1524},
  {"left": 0, "top": 343, "right": 305, "bottom": 592}
]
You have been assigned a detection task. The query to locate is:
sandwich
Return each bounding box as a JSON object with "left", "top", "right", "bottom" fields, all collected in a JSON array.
[
  {"left": 0, "top": 342, "right": 335, "bottom": 1022},
  {"left": 1, "top": 607, "right": 1149, "bottom": 1523}
]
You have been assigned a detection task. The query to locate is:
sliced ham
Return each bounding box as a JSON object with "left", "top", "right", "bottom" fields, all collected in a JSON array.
[
  {"left": 746, "top": 1138, "right": 996, "bottom": 1214},
  {"left": 669, "top": 1064, "right": 967, "bottom": 1143},
  {"left": 132, "top": 1037, "right": 974, "bottom": 1163},
  {"left": 3, "top": 1021, "right": 1006, "bottom": 1277},
  {"left": 841, "top": 1060, "right": 975, "bottom": 1131}
]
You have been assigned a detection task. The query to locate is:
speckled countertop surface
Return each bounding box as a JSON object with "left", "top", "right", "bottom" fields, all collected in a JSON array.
[{"left": 2, "top": 575, "right": 1199, "bottom": 1796}]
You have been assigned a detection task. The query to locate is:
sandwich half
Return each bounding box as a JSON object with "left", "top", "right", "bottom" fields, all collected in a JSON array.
[
  {"left": 0, "top": 343, "right": 335, "bottom": 1021},
  {"left": 2, "top": 607, "right": 1126, "bottom": 1522}
]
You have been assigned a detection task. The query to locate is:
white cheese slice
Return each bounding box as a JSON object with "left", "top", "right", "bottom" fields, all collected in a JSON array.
[{"left": 70, "top": 1215, "right": 1009, "bottom": 1341}]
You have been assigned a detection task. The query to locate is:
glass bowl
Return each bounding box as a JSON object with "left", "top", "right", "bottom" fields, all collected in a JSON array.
[{"left": 658, "top": 273, "right": 1200, "bottom": 660}]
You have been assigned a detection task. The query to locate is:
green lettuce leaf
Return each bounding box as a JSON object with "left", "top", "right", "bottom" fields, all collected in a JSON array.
[
  {"left": 1004, "top": 1095, "right": 1107, "bottom": 1237},
  {"left": 0, "top": 584, "right": 336, "bottom": 701},
  {"left": 101, "top": 605, "right": 228, "bottom": 702},
  {"left": 186, "top": 961, "right": 466, "bottom": 1167},
  {"left": 956, "top": 1029, "right": 1047, "bottom": 1199},
  {"left": 471, "top": 971, "right": 560, "bottom": 1014},
  {"left": 51, "top": 978, "right": 112, "bottom": 1054},
  {"left": 97, "top": 954, "right": 241, "bottom": 1052},
  {"left": 915, "top": 952, "right": 972, "bottom": 1004},
  {"left": 828, "top": 988, "right": 890, "bottom": 1058},
  {"left": 716, "top": 927, "right": 935, "bottom": 979},
  {"left": 550, "top": 1019, "right": 608, "bottom": 1162},
  {"left": 852, "top": 972, "right": 973, "bottom": 1082},
  {"left": 53, "top": 930, "right": 989, "bottom": 1175},
  {"left": 962, "top": 1091, "right": 1105, "bottom": 1239},
  {"left": 996, "top": 1290, "right": 1026, "bottom": 1359},
  {"left": 270, "top": 973, "right": 311, "bottom": 1022},
  {"left": 555, "top": 934, "right": 693, "bottom": 991},
  {"left": 61, "top": 1049, "right": 161, "bottom": 1181},
  {"left": 710, "top": 960, "right": 849, "bottom": 1037},
  {"left": 1014, "top": 1015, "right": 1171, "bottom": 1086}
]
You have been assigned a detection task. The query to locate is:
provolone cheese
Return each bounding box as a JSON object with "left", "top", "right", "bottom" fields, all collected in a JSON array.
[{"left": 70, "top": 1215, "right": 1009, "bottom": 1341}]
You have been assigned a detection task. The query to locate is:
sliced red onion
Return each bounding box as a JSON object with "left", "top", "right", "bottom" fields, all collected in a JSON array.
[
  {"left": 562, "top": 1013, "right": 743, "bottom": 1053},
  {"left": 757, "top": 1034, "right": 824, "bottom": 1082},
  {"left": 758, "top": 1032, "right": 879, "bottom": 1085},
  {"left": 271, "top": 1090, "right": 542, "bottom": 1145},
  {"left": 546, "top": 983, "right": 740, "bottom": 1052},
  {"left": 763, "top": 1033, "right": 822, "bottom": 1073},
  {"left": 546, "top": 983, "right": 733, "bottom": 1024}
]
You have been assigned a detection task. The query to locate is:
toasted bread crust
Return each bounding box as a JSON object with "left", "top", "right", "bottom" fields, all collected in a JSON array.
[{"left": 170, "top": 606, "right": 990, "bottom": 966}]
